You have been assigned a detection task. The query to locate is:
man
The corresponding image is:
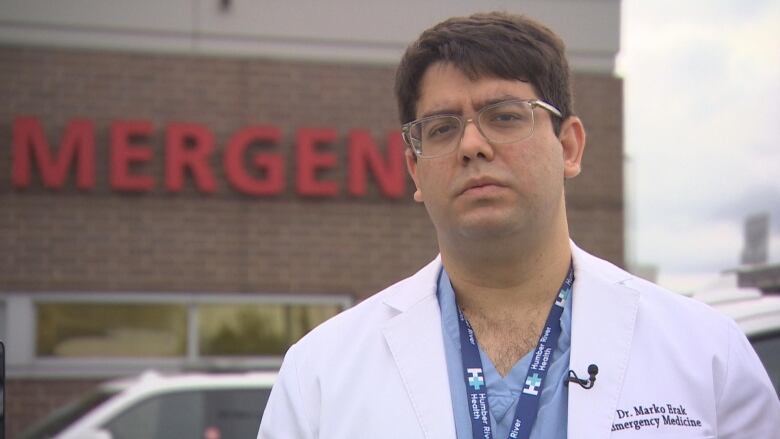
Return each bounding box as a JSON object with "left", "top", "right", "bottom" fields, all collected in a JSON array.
[{"left": 258, "top": 12, "right": 779, "bottom": 438}]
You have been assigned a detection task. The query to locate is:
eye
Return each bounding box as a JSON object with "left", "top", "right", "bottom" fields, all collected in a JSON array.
[
  {"left": 423, "top": 119, "right": 459, "bottom": 140},
  {"left": 489, "top": 111, "right": 526, "bottom": 124}
]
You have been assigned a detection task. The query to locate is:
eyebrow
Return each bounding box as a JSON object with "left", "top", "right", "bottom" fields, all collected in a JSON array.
[{"left": 418, "top": 94, "right": 530, "bottom": 119}]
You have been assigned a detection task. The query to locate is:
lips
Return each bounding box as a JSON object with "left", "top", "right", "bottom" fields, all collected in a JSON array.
[{"left": 457, "top": 176, "right": 507, "bottom": 196}]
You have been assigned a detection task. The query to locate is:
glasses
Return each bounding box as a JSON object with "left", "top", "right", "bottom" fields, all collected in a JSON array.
[{"left": 401, "top": 99, "right": 562, "bottom": 158}]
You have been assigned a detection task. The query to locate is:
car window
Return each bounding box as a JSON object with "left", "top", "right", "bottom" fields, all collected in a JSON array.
[
  {"left": 104, "top": 388, "right": 271, "bottom": 439},
  {"left": 105, "top": 391, "right": 203, "bottom": 439},
  {"left": 19, "top": 389, "right": 118, "bottom": 439},
  {"left": 203, "top": 389, "right": 271, "bottom": 438},
  {"left": 750, "top": 332, "right": 780, "bottom": 396}
]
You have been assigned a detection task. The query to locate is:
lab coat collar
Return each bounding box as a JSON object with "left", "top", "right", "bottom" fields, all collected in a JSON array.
[
  {"left": 381, "top": 254, "right": 456, "bottom": 438},
  {"left": 382, "top": 254, "right": 441, "bottom": 313}
]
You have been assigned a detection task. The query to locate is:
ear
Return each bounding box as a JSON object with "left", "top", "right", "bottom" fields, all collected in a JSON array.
[
  {"left": 559, "top": 116, "right": 586, "bottom": 178},
  {"left": 404, "top": 148, "right": 424, "bottom": 202}
]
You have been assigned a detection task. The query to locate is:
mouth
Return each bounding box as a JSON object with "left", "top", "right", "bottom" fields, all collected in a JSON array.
[{"left": 458, "top": 177, "right": 507, "bottom": 196}]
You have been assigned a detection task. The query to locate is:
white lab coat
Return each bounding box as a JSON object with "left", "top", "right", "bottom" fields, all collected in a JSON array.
[{"left": 258, "top": 243, "right": 780, "bottom": 438}]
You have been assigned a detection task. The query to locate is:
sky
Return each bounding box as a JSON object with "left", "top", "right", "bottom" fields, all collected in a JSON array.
[{"left": 616, "top": 0, "right": 780, "bottom": 291}]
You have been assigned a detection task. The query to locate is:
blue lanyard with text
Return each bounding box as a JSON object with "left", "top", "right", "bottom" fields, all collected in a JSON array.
[{"left": 456, "top": 264, "right": 574, "bottom": 439}]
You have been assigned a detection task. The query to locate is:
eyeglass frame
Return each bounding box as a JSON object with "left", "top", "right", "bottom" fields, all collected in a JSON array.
[{"left": 401, "top": 99, "right": 563, "bottom": 158}]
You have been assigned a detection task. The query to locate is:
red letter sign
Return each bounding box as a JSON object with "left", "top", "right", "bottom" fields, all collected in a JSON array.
[
  {"left": 165, "top": 123, "right": 217, "bottom": 193},
  {"left": 347, "top": 130, "right": 405, "bottom": 198},
  {"left": 12, "top": 117, "right": 95, "bottom": 190},
  {"left": 296, "top": 127, "right": 338, "bottom": 197},
  {"left": 110, "top": 120, "right": 154, "bottom": 192},
  {"left": 224, "top": 126, "right": 284, "bottom": 196}
]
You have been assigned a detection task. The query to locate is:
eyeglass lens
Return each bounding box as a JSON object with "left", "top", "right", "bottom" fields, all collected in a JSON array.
[{"left": 410, "top": 101, "right": 535, "bottom": 157}]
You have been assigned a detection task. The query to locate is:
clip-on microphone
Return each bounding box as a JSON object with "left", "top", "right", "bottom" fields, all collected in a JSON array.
[{"left": 566, "top": 364, "right": 598, "bottom": 389}]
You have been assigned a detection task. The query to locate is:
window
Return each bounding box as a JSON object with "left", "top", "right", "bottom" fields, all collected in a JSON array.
[
  {"left": 199, "top": 303, "right": 341, "bottom": 356},
  {"left": 0, "top": 293, "right": 351, "bottom": 377},
  {"left": 106, "top": 391, "right": 203, "bottom": 439},
  {"left": 37, "top": 303, "right": 187, "bottom": 357},
  {"left": 202, "top": 389, "right": 271, "bottom": 438},
  {"left": 750, "top": 332, "right": 780, "bottom": 395},
  {"left": 104, "top": 389, "right": 270, "bottom": 439}
]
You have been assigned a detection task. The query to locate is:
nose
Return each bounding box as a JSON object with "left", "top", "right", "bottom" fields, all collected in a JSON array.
[{"left": 458, "top": 118, "right": 495, "bottom": 163}]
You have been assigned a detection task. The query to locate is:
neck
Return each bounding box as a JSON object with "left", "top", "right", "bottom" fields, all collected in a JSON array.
[{"left": 439, "top": 216, "right": 572, "bottom": 318}]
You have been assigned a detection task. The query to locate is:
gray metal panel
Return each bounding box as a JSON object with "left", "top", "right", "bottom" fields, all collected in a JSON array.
[
  {"left": 0, "top": 0, "right": 193, "bottom": 31},
  {"left": 0, "top": 0, "right": 619, "bottom": 72}
]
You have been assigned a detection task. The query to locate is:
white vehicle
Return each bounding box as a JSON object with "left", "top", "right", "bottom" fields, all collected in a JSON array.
[
  {"left": 688, "top": 283, "right": 780, "bottom": 395},
  {"left": 20, "top": 370, "right": 276, "bottom": 439}
]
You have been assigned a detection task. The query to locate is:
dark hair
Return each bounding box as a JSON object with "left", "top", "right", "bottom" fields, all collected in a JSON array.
[{"left": 394, "top": 11, "right": 572, "bottom": 135}]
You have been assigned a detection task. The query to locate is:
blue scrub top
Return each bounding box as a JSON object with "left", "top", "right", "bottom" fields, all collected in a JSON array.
[{"left": 437, "top": 268, "right": 572, "bottom": 439}]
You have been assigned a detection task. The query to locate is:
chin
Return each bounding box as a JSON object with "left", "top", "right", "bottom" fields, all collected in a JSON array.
[{"left": 454, "top": 212, "right": 528, "bottom": 239}]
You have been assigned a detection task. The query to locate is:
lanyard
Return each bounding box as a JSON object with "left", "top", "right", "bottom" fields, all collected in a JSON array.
[{"left": 456, "top": 264, "right": 573, "bottom": 439}]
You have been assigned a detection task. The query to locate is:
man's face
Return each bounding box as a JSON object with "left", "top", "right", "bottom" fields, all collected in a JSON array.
[{"left": 405, "top": 62, "right": 584, "bottom": 243}]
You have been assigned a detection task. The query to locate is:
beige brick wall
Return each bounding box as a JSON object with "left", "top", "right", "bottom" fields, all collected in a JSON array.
[{"left": 0, "top": 46, "right": 622, "bottom": 437}]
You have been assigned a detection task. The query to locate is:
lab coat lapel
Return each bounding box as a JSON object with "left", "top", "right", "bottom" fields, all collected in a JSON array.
[
  {"left": 382, "top": 257, "right": 457, "bottom": 439},
  {"left": 567, "top": 246, "right": 639, "bottom": 439}
]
